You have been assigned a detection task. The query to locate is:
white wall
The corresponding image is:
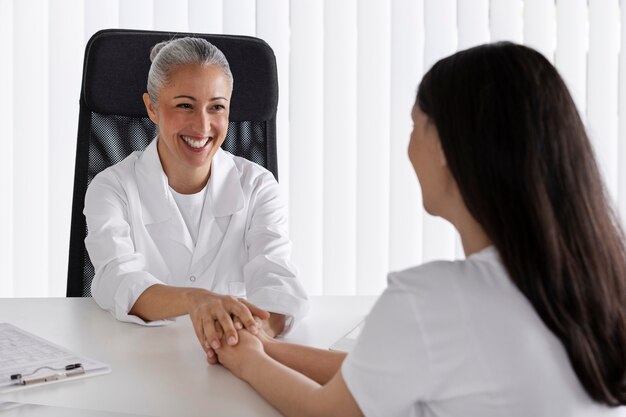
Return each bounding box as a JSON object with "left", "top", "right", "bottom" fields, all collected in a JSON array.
[{"left": 2, "top": 0, "right": 625, "bottom": 297}]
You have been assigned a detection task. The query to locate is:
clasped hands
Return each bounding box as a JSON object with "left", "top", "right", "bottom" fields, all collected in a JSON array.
[
  {"left": 210, "top": 323, "right": 271, "bottom": 380},
  {"left": 185, "top": 289, "right": 276, "bottom": 363}
]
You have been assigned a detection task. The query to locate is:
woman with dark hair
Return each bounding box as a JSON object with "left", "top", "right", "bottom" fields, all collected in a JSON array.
[{"left": 213, "top": 42, "right": 626, "bottom": 416}]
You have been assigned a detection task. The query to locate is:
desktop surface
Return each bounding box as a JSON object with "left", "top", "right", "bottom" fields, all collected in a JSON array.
[{"left": 0, "top": 296, "right": 376, "bottom": 417}]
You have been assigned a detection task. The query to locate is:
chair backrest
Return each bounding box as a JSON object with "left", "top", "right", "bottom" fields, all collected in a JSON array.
[{"left": 67, "top": 29, "right": 279, "bottom": 297}]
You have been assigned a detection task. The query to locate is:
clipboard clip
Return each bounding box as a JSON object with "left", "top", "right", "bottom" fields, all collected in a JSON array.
[{"left": 10, "top": 363, "right": 85, "bottom": 386}]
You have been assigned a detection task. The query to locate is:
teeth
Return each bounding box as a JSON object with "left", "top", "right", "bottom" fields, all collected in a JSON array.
[{"left": 181, "top": 135, "right": 210, "bottom": 149}]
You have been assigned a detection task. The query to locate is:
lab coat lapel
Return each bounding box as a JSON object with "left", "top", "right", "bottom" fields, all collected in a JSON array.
[
  {"left": 191, "top": 149, "right": 244, "bottom": 267},
  {"left": 136, "top": 139, "right": 195, "bottom": 256}
]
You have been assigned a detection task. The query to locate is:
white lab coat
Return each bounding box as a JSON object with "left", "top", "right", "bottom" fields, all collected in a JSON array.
[{"left": 84, "top": 139, "right": 308, "bottom": 331}]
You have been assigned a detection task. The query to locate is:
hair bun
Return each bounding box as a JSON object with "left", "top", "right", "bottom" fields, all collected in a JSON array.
[{"left": 150, "top": 40, "right": 171, "bottom": 62}]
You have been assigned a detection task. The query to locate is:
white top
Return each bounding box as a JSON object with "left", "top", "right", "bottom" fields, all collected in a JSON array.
[
  {"left": 169, "top": 184, "right": 207, "bottom": 246},
  {"left": 84, "top": 139, "right": 308, "bottom": 331},
  {"left": 342, "top": 246, "right": 623, "bottom": 417}
]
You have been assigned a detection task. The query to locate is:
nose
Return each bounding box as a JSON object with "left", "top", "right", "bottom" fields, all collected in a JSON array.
[{"left": 193, "top": 110, "right": 212, "bottom": 135}]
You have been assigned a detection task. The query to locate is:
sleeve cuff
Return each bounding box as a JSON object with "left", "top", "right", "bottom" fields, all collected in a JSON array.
[
  {"left": 247, "top": 287, "right": 309, "bottom": 335},
  {"left": 112, "top": 272, "right": 174, "bottom": 326}
]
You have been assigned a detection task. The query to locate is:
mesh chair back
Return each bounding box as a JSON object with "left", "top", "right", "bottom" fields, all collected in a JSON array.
[{"left": 67, "top": 29, "right": 279, "bottom": 297}]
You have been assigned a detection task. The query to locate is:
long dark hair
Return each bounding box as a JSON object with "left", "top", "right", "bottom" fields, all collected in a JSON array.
[{"left": 417, "top": 42, "right": 626, "bottom": 406}]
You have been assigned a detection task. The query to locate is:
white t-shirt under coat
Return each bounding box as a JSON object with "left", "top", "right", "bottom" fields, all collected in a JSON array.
[{"left": 170, "top": 184, "right": 207, "bottom": 246}]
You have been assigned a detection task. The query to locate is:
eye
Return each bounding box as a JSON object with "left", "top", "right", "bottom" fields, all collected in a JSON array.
[
  {"left": 176, "top": 103, "right": 193, "bottom": 109},
  {"left": 211, "top": 104, "right": 226, "bottom": 111}
]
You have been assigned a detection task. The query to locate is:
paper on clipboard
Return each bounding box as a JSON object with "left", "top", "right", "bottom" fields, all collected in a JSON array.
[{"left": 0, "top": 323, "right": 111, "bottom": 393}]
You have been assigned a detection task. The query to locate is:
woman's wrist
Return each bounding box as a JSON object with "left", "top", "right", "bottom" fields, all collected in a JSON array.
[
  {"left": 260, "top": 333, "right": 281, "bottom": 358},
  {"left": 240, "top": 349, "right": 272, "bottom": 382},
  {"left": 263, "top": 313, "right": 287, "bottom": 337},
  {"left": 182, "top": 287, "right": 213, "bottom": 314}
]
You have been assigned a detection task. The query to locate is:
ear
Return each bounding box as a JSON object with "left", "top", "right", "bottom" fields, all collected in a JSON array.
[{"left": 143, "top": 93, "right": 159, "bottom": 125}]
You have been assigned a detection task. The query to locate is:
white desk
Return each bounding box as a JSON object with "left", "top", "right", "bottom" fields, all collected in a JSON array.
[{"left": 0, "top": 296, "right": 376, "bottom": 416}]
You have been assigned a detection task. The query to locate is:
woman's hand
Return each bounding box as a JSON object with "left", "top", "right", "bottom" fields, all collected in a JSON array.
[
  {"left": 207, "top": 315, "right": 276, "bottom": 364},
  {"left": 184, "top": 289, "right": 269, "bottom": 359},
  {"left": 214, "top": 329, "right": 267, "bottom": 380}
]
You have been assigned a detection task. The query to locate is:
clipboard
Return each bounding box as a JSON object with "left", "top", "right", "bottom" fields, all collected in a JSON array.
[{"left": 0, "top": 323, "right": 111, "bottom": 393}]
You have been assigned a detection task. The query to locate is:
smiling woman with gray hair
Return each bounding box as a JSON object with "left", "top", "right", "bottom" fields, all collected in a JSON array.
[{"left": 84, "top": 37, "right": 308, "bottom": 359}]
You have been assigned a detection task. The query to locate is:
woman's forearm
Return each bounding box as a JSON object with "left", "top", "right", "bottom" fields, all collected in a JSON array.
[
  {"left": 241, "top": 354, "right": 361, "bottom": 417},
  {"left": 129, "top": 284, "right": 200, "bottom": 321},
  {"left": 243, "top": 354, "right": 325, "bottom": 417},
  {"left": 264, "top": 339, "right": 347, "bottom": 385}
]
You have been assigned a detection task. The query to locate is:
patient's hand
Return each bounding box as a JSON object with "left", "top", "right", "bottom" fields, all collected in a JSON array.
[
  {"left": 234, "top": 313, "right": 286, "bottom": 338},
  {"left": 214, "top": 329, "right": 266, "bottom": 379},
  {"left": 206, "top": 316, "right": 273, "bottom": 365}
]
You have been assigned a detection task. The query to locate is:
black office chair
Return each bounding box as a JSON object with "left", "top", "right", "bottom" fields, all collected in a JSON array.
[{"left": 67, "top": 29, "right": 279, "bottom": 297}]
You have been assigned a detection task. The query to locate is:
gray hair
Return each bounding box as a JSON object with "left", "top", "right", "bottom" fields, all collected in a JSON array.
[{"left": 147, "top": 37, "right": 233, "bottom": 103}]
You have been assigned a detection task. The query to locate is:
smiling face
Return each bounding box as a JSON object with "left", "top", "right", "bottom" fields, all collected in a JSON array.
[{"left": 143, "top": 63, "right": 232, "bottom": 192}]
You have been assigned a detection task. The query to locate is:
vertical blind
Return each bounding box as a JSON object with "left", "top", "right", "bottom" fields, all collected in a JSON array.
[{"left": 1, "top": 0, "right": 625, "bottom": 297}]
